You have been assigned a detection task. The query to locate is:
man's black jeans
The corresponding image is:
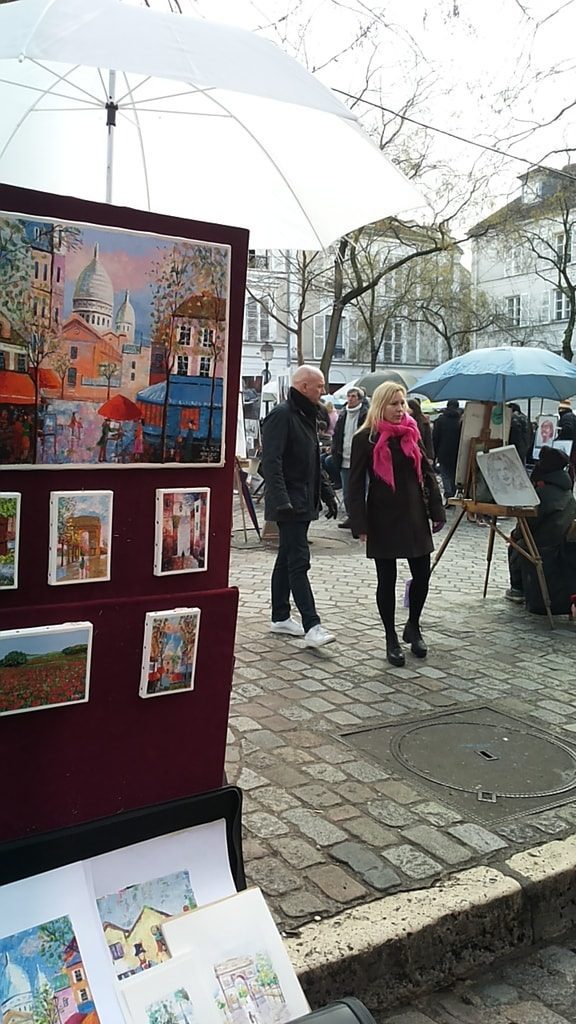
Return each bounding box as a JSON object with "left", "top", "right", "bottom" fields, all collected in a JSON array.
[{"left": 271, "top": 520, "right": 320, "bottom": 633}]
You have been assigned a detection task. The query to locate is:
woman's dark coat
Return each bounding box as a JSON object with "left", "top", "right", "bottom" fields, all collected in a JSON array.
[{"left": 348, "top": 429, "right": 445, "bottom": 559}]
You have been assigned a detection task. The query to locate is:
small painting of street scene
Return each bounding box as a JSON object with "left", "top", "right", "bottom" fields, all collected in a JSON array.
[
  {"left": 48, "top": 490, "right": 113, "bottom": 585},
  {"left": 144, "top": 988, "right": 198, "bottom": 1024},
  {"left": 139, "top": 608, "right": 201, "bottom": 699},
  {"left": 154, "top": 489, "right": 209, "bottom": 576},
  {"left": 0, "top": 492, "right": 20, "bottom": 589},
  {"left": 0, "top": 621, "right": 92, "bottom": 718},
  {"left": 211, "top": 951, "right": 290, "bottom": 1024},
  {"left": 0, "top": 913, "right": 102, "bottom": 1023},
  {"left": 0, "top": 208, "right": 230, "bottom": 468},
  {"left": 96, "top": 870, "right": 196, "bottom": 982}
]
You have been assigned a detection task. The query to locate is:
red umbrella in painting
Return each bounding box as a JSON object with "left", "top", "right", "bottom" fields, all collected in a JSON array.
[{"left": 97, "top": 394, "right": 142, "bottom": 420}]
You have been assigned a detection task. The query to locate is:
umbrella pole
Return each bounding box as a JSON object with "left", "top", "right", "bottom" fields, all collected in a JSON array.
[{"left": 105, "top": 70, "right": 118, "bottom": 204}]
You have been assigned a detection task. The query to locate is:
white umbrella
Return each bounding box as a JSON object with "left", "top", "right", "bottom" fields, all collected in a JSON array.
[{"left": 0, "top": 0, "right": 423, "bottom": 249}]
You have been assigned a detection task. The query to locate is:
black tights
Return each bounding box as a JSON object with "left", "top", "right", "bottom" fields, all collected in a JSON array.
[{"left": 375, "top": 554, "right": 431, "bottom": 639}]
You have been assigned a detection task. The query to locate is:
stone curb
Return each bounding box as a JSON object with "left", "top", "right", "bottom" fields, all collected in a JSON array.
[{"left": 285, "top": 833, "right": 576, "bottom": 1016}]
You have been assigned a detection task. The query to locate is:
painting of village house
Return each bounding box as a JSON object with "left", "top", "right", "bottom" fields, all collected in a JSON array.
[
  {"left": 154, "top": 489, "right": 209, "bottom": 576},
  {"left": 0, "top": 621, "right": 92, "bottom": 718},
  {"left": 48, "top": 491, "right": 113, "bottom": 585},
  {"left": 139, "top": 609, "right": 201, "bottom": 699},
  {"left": 95, "top": 870, "right": 196, "bottom": 982},
  {"left": 0, "top": 210, "right": 231, "bottom": 467},
  {"left": 0, "top": 492, "right": 20, "bottom": 589},
  {"left": 0, "top": 913, "right": 102, "bottom": 1023}
]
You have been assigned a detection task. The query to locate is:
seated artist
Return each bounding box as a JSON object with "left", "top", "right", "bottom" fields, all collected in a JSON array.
[{"left": 506, "top": 446, "right": 576, "bottom": 613}]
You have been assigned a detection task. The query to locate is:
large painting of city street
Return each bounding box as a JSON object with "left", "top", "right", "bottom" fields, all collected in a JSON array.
[{"left": 0, "top": 210, "right": 231, "bottom": 467}]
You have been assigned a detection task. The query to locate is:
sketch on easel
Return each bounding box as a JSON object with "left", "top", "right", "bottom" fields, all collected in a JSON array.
[
  {"left": 0, "top": 621, "right": 92, "bottom": 718},
  {"left": 0, "top": 914, "right": 102, "bottom": 1023},
  {"left": 154, "top": 489, "right": 209, "bottom": 575},
  {"left": 532, "top": 414, "right": 559, "bottom": 459},
  {"left": 139, "top": 608, "right": 201, "bottom": 698},
  {"left": 456, "top": 402, "right": 512, "bottom": 491},
  {"left": 476, "top": 445, "right": 539, "bottom": 507},
  {"left": 48, "top": 490, "right": 113, "bottom": 584},
  {"left": 0, "top": 492, "right": 20, "bottom": 589}
]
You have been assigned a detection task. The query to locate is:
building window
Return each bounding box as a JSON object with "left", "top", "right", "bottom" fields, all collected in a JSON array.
[
  {"left": 199, "top": 327, "right": 214, "bottom": 348},
  {"left": 507, "top": 296, "right": 521, "bottom": 326},
  {"left": 248, "top": 249, "right": 269, "bottom": 270},
  {"left": 53, "top": 307, "right": 59, "bottom": 325},
  {"left": 199, "top": 356, "right": 211, "bottom": 377},
  {"left": 178, "top": 325, "right": 191, "bottom": 345},
  {"left": 0, "top": 351, "right": 5, "bottom": 370},
  {"left": 555, "top": 232, "right": 572, "bottom": 264},
  {"left": 109, "top": 943, "right": 124, "bottom": 961},
  {"left": 34, "top": 227, "right": 41, "bottom": 241},
  {"left": 554, "top": 288, "right": 571, "bottom": 320},
  {"left": 176, "top": 355, "right": 189, "bottom": 376},
  {"left": 34, "top": 261, "right": 39, "bottom": 279},
  {"left": 33, "top": 299, "right": 39, "bottom": 317},
  {"left": 17, "top": 354, "right": 27, "bottom": 372},
  {"left": 73, "top": 969, "right": 84, "bottom": 983},
  {"left": 131, "top": 361, "right": 136, "bottom": 369},
  {"left": 313, "top": 313, "right": 352, "bottom": 360},
  {"left": 56, "top": 266, "right": 62, "bottom": 283},
  {"left": 245, "top": 297, "right": 270, "bottom": 342},
  {"left": 67, "top": 367, "right": 77, "bottom": 386},
  {"left": 70, "top": 346, "right": 78, "bottom": 359},
  {"left": 78, "top": 989, "right": 89, "bottom": 1003},
  {"left": 382, "top": 322, "right": 404, "bottom": 364},
  {"left": 130, "top": 372, "right": 135, "bottom": 381},
  {"left": 43, "top": 263, "right": 48, "bottom": 282}
]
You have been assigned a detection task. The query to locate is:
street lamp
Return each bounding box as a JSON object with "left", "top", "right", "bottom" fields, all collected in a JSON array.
[{"left": 260, "top": 341, "right": 274, "bottom": 384}]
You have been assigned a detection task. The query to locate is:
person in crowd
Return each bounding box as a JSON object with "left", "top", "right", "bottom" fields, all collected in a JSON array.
[
  {"left": 507, "top": 402, "right": 533, "bottom": 464},
  {"left": 328, "top": 386, "right": 369, "bottom": 529},
  {"left": 324, "top": 400, "right": 339, "bottom": 436},
  {"left": 261, "top": 365, "right": 338, "bottom": 648},
  {"left": 316, "top": 399, "right": 331, "bottom": 443},
  {"left": 432, "top": 399, "right": 462, "bottom": 505},
  {"left": 407, "top": 397, "right": 434, "bottom": 461},
  {"left": 349, "top": 382, "right": 445, "bottom": 667},
  {"left": 558, "top": 399, "right": 576, "bottom": 471},
  {"left": 506, "top": 446, "right": 576, "bottom": 605}
]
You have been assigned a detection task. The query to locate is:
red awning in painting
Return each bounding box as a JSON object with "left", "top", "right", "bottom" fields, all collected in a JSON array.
[
  {"left": 0, "top": 370, "right": 35, "bottom": 404},
  {"left": 36, "top": 367, "right": 60, "bottom": 389},
  {"left": 98, "top": 394, "right": 142, "bottom": 421}
]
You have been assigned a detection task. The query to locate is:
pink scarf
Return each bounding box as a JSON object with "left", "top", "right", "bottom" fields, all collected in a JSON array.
[{"left": 372, "top": 414, "right": 423, "bottom": 491}]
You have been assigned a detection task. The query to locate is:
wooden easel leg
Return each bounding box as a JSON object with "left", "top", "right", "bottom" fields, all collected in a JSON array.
[
  {"left": 431, "top": 507, "right": 467, "bottom": 573},
  {"left": 234, "top": 463, "right": 248, "bottom": 543},
  {"left": 482, "top": 517, "right": 497, "bottom": 598},
  {"left": 517, "top": 518, "right": 554, "bottom": 629}
]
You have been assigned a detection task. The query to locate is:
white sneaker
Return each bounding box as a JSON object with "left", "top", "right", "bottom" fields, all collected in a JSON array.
[
  {"left": 304, "top": 624, "right": 336, "bottom": 647},
  {"left": 270, "top": 618, "right": 305, "bottom": 637}
]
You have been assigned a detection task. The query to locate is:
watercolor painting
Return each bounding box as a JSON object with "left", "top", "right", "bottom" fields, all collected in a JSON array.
[
  {"left": 154, "top": 489, "right": 209, "bottom": 576},
  {"left": 0, "top": 622, "right": 92, "bottom": 718},
  {"left": 48, "top": 491, "right": 113, "bottom": 585},
  {"left": 0, "top": 913, "right": 101, "bottom": 1023},
  {"left": 95, "top": 870, "right": 196, "bottom": 982},
  {"left": 140, "top": 609, "right": 201, "bottom": 699},
  {"left": 211, "top": 950, "right": 290, "bottom": 1024},
  {"left": 0, "top": 210, "right": 230, "bottom": 468},
  {"left": 144, "top": 988, "right": 198, "bottom": 1024},
  {"left": 0, "top": 492, "right": 20, "bottom": 589}
]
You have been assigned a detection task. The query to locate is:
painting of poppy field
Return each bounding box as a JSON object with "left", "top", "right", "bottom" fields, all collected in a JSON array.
[{"left": 0, "top": 621, "right": 92, "bottom": 717}]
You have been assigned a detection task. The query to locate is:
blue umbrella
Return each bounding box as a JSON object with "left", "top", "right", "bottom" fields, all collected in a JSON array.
[{"left": 409, "top": 346, "right": 576, "bottom": 402}]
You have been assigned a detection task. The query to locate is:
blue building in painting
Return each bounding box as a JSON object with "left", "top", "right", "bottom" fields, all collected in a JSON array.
[{"left": 136, "top": 375, "right": 223, "bottom": 462}]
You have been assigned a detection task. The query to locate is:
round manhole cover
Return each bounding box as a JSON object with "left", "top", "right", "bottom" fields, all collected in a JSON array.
[{"left": 392, "top": 721, "right": 576, "bottom": 798}]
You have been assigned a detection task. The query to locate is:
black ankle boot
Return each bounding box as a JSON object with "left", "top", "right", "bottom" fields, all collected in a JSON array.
[
  {"left": 403, "top": 621, "right": 427, "bottom": 658},
  {"left": 386, "top": 633, "right": 405, "bottom": 667}
]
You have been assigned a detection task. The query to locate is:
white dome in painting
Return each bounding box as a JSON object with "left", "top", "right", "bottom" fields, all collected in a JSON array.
[
  {"left": 73, "top": 243, "right": 114, "bottom": 330},
  {"left": 0, "top": 952, "right": 33, "bottom": 1014},
  {"left": 115, "top": 289, "right": 136, "bottom": 341}
]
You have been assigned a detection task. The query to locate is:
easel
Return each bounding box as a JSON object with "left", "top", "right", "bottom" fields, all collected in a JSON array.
[
  {"left": 233, "top": 457, "right": 261, "bottom": 543},
  {"left": 432, "top": 499, "right": 553, "bottom": 627}
]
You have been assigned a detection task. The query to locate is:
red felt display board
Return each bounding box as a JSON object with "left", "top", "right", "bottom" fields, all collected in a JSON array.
[{"left": 0, "top": 184, "right": 248, "bottom": 840}]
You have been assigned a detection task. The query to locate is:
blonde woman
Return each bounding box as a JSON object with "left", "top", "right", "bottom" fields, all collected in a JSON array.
[{"left": 349, "top": 382, "right": 445, "bottom": 667}]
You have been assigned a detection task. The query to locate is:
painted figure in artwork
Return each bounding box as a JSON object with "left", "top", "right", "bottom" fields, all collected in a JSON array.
[{"left": 97, "top": 418, "right": 111, "bottom": 462}]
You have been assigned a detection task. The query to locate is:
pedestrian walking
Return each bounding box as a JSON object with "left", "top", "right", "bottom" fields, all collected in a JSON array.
[
  {"left": 432, "top": 399, "right": 462, "bottom": 503},
  {"left": 507, "top": 402, "right": 533, "bottom": 464},
  {"left": 349, "top": 382, "right": 445, "bottom": 667},
  {"left": 261, "top": 365, "right": 338, "bottom": 648},
  {"left": 407, "top": 397, "right": 434, "bottom": 461},
  {"left": 328, "top": 386, "right": 369, "bottom": 529}
]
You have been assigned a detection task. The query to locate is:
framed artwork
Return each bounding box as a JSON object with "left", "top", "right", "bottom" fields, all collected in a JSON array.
[
  {"left": 0, "top": 206, "right": 231, "bottom": 469},
  {"left": 551, "top": 438, "right": 573, "bottom": 458},
  {"left": 476, "top": 445, "right": 539, "bottom": 507},
  {"left": 532, "top": 414, "right": 558, "bottom": 459},
  {"left": 48, "top": 490, "right": 113, "bottom": 585},
  {"left": 241, "top": 375, "right": 263, "bottom": 458},
  {"left": 455, "top": 401, "right": 512, "bottom": 490},
  {"left": 0, "top": 621, "right": 92, "bottom": 718},
  {"left": 139, "top": 608, "right": 201, "bottom": 698},
  {"left": 154, "top": 489, "right": 209, "bottom": 576},
  {"left": 0, "top": 492, "right": 21, "bottom": 589}
]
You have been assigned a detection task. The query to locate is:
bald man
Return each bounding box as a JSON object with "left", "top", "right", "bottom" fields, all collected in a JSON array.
[{"left": 261, "top": 365, "right": 337, "bottom": 647}]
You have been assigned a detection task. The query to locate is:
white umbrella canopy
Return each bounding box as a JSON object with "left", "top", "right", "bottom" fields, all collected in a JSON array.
[{"left": 0, "top": 0, "right": 423, "bottom": 249}]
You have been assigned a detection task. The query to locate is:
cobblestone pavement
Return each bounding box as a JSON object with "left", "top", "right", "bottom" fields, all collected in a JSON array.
[
  {"left": 380, "top": 934, "right": 576, "bottom": 1022},
  {"left": 227, "top": 509, "right": 575, "bottom": 932}
]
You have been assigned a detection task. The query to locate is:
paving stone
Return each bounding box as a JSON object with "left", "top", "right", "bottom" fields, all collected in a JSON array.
[
  {"left": 268, "top": 836, "right": 325, "bottom": 869},
  {"left": 502, "top": 1004, "right": 573, "bottom": 1023},
  {"left": 278, "top": 890, "right": 338, "bottom": 921},
  {"left": 235, "top": 768, "right": 269, "bottom": 790},
  {"left": 246, "top": 855, "right": 301, "bottom": 895},
  {"left": 343, "top": 760, "right": 391, "bottom": 782},
  {"left": 402, "top": 824, "right": 473, "bottom": 865},
  {"left": 301, "top": 763, "right": 348, "bottom": 783},
  {"left": 382, "top": 843, "right": 442, "bottom": 879},
  {"left": 412, "top": 801, "right": 463, "bottom": 826},
  {"left": 306, "top": 864, "right": 368, "bottom": 902},
  {"left": 367, "top": 798, "right": 417, "bottom": 827},
  {"left": 244, "top": 729, "right": 286, "bottom": 750},
  {"left": 262, "top": 766, "right": 309, "bottom": 787},
  {"left": 329, "top": 840, "right": 386, "bottom": 874},
  {"left": 297, "top": 782, "right": 343, "bottom": 808},
  {"left": 253, "top": 786, "right": 301, "bottom": 812},
  {"left": 336, "top": 780, "right": 377, "bottom": 803},
  {"left": 243, "top": 812, "right": 289, "bottom": 839},
  {"left": 376, "top": 781, "right": 423, "bottom": 804},
  {"left": 230, "top": 715, "right": 262, "bottom": 732},
  {"left": 344, "top": 816, "right": 399, "bottom": 847},
  {"left": 447, "top": 822, "right": 509, "bottom": 854},
  {"left": 325, "top": 804, "right": 359, "bottom": 822},
  {"left": 284, "top": 808, "right": 348, "bottom": 846},
  {"left": 241, "top": 837, "right": 269, "bottom": 861},
  {"left": 301, "top": 696, "right": 336, "bottom": 712}
]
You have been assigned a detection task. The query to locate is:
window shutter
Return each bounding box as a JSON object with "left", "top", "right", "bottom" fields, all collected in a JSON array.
[
  {"left": 540, "top": 291, "right": 550, "bottom": 323},
  {"left": 520, "top": 293, "right": 529, "bottom": 326}
]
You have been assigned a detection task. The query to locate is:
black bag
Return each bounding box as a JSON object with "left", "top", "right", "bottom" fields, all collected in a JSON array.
[{"left": 289, "top": 997, "right": 377, "bottom": 1023}]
